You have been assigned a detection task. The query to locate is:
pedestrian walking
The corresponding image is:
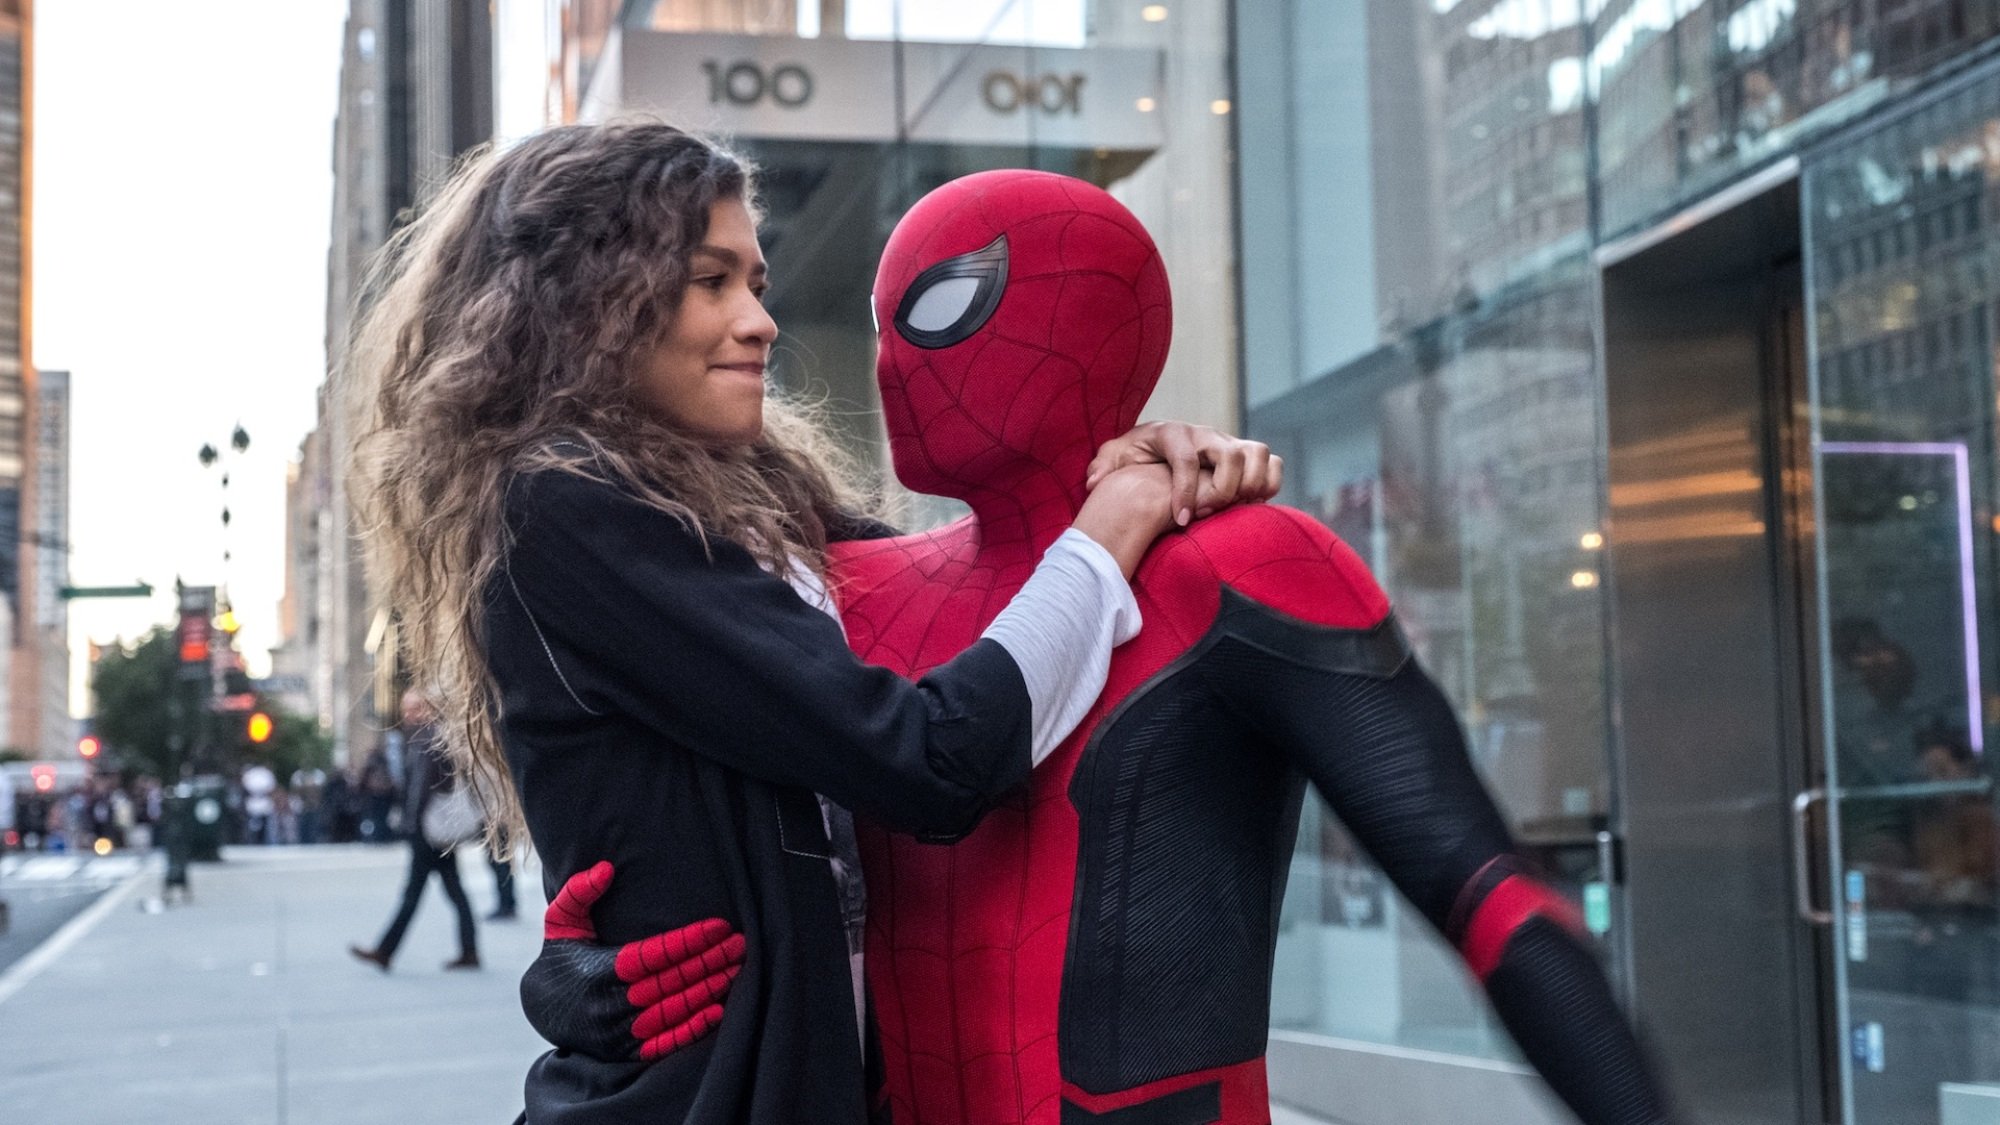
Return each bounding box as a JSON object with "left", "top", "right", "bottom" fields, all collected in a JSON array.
[
  {"left": 485, "top": 846, "right": 517, "bottom": 921},
  {"left": 348, "top": 689, "right": 480, "bottom": 972},
  {"left": 240, "top": 764, "right": 277, "bottom": 845},
  {"left": 356, "top": 745, "right": 396, "bottom": 842}
]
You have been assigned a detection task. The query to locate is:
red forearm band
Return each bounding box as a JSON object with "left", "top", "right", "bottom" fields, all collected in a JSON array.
[{"left": 1460, "top": 874, "right": 1586, "bottom": 982}]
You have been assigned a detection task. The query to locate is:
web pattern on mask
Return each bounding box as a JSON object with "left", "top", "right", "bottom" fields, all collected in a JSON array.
[{"left": 872, "top": 174, "right": 1171, "bottom": 519}]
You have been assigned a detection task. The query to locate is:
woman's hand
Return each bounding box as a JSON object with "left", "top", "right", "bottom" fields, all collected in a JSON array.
[
  {"left": 1086, "top": 421, "right": 1283, "bottom": 526},
  {"left": 1071, "top": 463, "right": 1179, "bottom": 579}
]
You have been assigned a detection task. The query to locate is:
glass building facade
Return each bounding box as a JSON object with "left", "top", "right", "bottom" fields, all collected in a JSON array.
[
  {"left": 525, "top": 2, "right": 2000, "bottom": 1121},
  {"left": 552, "top": 0, "right": 1239, "bottom": 496},
  {"left": 1239, "top": 3, "right": 2000, "bottom": 1123}
]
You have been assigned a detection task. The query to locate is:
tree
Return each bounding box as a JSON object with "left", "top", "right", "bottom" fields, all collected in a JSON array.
[
  {"left": 94, "top": 626, "right": 335, "bottom": 783},
  {"left": 90, "top": 627, "right": 180, "bottom": 779}
]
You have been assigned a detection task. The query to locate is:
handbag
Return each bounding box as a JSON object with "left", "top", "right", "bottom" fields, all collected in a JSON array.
[{"left": 421, "top": 784, "right": 483, "bottom": 850}]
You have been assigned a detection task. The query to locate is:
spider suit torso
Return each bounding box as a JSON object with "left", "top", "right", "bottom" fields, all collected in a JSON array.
[{"left": 835, "top": 171, "right": 1669, "bottom": 1125}]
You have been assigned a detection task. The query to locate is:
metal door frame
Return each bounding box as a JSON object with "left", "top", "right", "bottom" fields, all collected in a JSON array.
[{"left": 1595, "top": 165, "right": 1840, "bottom": 1125}]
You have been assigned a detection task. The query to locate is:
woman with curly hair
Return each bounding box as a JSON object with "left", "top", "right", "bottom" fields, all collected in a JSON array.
[{"left": 343, "top": 121, "right": 1273, "bottom": 1123}]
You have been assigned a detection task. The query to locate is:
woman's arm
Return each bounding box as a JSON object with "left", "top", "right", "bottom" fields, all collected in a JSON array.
[{"left": 499, "top": 468, "right": 1142, "bottom": 837}]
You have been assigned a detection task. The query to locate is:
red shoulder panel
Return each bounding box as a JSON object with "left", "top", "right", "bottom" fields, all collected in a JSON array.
[{"left": 1134, "top": 504, "right": 1392, "bottom": 641}]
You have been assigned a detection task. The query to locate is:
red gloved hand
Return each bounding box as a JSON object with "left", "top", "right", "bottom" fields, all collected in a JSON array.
[{"left": 520, "top": 860, "right": 746, "bottom": 1060}]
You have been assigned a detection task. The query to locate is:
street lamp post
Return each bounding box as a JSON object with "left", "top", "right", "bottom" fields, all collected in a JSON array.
[
  {"left": 156, "top": 427, "right": 253, "bottom": 889},
  {"left": 197, "top": 423, "right": 251, "bottom": 601},
  {"left": 192, "top": 424, "right": 253, "bottom": 769}
]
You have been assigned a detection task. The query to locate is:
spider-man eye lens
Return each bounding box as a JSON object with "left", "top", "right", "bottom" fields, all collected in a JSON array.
[{"left": 892, "top": 234, "right": 1008, "bottom": 349}]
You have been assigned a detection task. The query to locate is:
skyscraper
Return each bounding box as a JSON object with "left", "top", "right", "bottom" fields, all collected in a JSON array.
[
  {"left": 31, "top": 365, "right": 61, "bottom": 756},
  {"left": 290, "top": 0, "right": 492, "bottom": 764},
  {"left": 0, "top": 0, "right": 33, "bottom": 756}
]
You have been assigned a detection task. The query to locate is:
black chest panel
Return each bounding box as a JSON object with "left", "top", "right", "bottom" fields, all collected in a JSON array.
[{"left": 1058, "top": 618, "right": 1307, "bottom": 1095}]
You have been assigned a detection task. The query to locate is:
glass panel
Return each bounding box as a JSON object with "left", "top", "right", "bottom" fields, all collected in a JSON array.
[
  {"left": 1806, "top": 64, "right": 2000, "bottom": 1125},
  {"left": 842, "top": 0, "right": 1087, "bottom": 47},
  {"left": 573, "top": 1, "right": 1232, "bottom": 522},
  {"left": 1594, "top": 0, "right": 2000, "bottom": 239},
  {"left": 619, "top": 0, "right": 1089, "bottom": 44},
  {"left": 1239, "top": 1, "right": 1616, "bottom": 1061}
]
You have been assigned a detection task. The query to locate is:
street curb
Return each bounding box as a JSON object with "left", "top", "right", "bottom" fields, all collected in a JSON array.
[{"left": 0, "top": 862, "right": 151, "bottom": 1008}]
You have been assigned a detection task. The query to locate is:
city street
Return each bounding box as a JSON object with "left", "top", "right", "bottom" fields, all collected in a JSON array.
[
  {"left": 0, "top": 852, "right": 144, "bottom": 975},
  {"left": 0, "top": 845, "right": 547, "bottom": 1124},
  {"left": 0, "top": 843, "right": 1346, "bottom": 1125}
]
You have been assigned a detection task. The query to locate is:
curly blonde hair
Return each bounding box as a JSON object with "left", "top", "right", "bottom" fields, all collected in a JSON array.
[{"left": 344, "top": 121, "right": 865, "bottom": 850}]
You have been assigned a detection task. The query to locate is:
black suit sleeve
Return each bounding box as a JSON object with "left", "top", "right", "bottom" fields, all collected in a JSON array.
[
  {"left": 1195, "top": 589, "right": 1675, "bottom": 1125},
  {"left": 497, "top": 468, "right": 1032, "bottom": 838}
]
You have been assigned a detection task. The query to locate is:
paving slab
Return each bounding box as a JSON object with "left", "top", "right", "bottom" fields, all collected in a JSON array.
[
  {"left": 0, "top": 843, "right": 1347, "bottom": 1125},
  {"left": 0, "top": 844, "right": 547, "bottom": 1125}
]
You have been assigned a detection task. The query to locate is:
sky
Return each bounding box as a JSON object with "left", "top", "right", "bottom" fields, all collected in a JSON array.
[{"left": 35, "top": 1, "right": 349, "bottom": 709}]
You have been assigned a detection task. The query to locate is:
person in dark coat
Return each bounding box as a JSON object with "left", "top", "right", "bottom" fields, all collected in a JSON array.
[
  {"left": 348, "top": 688, "right": 479, "bottom": 972},
  {"left": 341, "top": 120, "right": 1272, "bottom": 1123}
]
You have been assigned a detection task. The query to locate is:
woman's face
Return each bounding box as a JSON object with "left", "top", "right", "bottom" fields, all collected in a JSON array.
[{"left": 639, "top": 197, "right": 777, "bottom": 444}]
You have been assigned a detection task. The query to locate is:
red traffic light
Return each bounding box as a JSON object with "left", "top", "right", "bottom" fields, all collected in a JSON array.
[
  {"left": 247, "top": 712, "right": 274, "bottom": 744},
  {"left": 77, "top": 735, "right": 101, "bottom": 759}
]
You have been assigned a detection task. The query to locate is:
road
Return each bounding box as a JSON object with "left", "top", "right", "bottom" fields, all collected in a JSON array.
[{"left": 0, "top": 852, "right": 144, "bottom": 974}]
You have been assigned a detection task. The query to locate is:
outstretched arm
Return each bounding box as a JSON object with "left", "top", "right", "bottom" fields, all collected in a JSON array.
[{"left": 1192, "top": 573, "right": 1675, "bottom": 1125}]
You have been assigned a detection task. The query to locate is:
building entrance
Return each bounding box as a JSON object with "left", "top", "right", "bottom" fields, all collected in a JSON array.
[
  {"left": 1600, "top": 169, "right": 1835, "bottom": 1125},
  {"left": 1606, "top": 59, "right": 2000, "bottom": 1125}
]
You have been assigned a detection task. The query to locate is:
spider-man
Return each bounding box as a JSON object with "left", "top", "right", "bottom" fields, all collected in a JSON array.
[{"left": 525, "top": 171, "right": 1674, "bottom": 1125}]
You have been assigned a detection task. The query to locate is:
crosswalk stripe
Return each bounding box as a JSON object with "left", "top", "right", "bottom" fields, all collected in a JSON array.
[
  {"left": 89, "top": 857, "right": 142, "bottom": 880},
  {"left": 14, "top": 856, "right": 86, "bottom": 880}
]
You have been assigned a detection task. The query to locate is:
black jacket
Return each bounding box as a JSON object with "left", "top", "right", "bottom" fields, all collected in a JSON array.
[
  {"left": 399, "top": 723, "right": 451, "bottom": 829},
  {"left": 488, "top": 467, "right": 1033, "bottom": 1124}
]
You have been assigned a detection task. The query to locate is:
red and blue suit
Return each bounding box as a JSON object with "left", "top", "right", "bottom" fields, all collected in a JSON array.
[{"left": 526, "top": 170, "right": 1673, "bottom": 1125}]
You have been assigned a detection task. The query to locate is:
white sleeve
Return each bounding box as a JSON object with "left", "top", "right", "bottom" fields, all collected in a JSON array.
[{"left": 979, "top": 528, "right": 1144, "bottom": 766}]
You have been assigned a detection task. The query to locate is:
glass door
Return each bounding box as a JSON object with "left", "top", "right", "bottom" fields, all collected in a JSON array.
[{"left": 1805, "top": 64, "right": 2000, "bottom": 1125}]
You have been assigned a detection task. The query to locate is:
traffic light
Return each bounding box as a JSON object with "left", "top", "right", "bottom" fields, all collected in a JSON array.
[
  {"left": 247, "top": 712, "right": 273, "bottom": 744},
  {"left": 77, "top": 735, "right": 101, "bottom": 760}
]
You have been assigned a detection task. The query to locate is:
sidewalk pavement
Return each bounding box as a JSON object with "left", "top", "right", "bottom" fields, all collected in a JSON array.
[
  {"left": 0, "top": 843, "right": 547, "bottom": 1124},
  {"left": 0, "top": 842, "right": 1342, "bottom": 1125}
]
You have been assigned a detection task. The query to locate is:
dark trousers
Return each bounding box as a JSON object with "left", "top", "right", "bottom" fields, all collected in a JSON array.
[
  {"left": 375, "top": 837, "right": 477, "bottom": 962},
  {"left": 489, "top": 853, "right": 516, "bottom": 913}
]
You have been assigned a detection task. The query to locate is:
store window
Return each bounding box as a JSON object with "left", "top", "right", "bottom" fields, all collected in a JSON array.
[
  {"left": 1805, "top": 66, "right": 2000, "bottom": 1124},
  {"left": 1236, "top": 0, "right": 1612, "bottom": 1061},
  {"left": 556, "top": 0, "right": 1238, "bottom": 501},
  {"left": 1594, "top": 0, "right": 2000, "bottom": 238}
]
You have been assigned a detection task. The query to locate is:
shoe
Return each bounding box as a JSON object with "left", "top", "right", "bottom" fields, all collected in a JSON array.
[
  {"left": 349, "top": 945, "right": 391, "bottom": 972},
  {"left": 443, "top": 953, "right": 481, "bottom": 971},
  {"left": 485, "top": 908, "right": 517, "bottom": 922}
]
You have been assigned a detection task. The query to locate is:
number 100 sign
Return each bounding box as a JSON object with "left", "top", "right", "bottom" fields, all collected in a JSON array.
[{"left": 702, "top": 60, "right": 815, "bottom": 108}]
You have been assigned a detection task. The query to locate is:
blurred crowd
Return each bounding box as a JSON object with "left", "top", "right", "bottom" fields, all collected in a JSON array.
[{"left": 0, "top": 740, "right": 423, "bottom": 855}]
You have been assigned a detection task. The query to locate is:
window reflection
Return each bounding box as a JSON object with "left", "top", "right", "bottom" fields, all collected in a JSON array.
[
  {"left": 1808, "top": 71, "right": 2000, "bottom": 1125},
  {"left": 1595, "top": 0, "right": 2000, "bottom": 237},
  {"left": 1240, "top": 0, "right": 1609, "bottom": 1061}
]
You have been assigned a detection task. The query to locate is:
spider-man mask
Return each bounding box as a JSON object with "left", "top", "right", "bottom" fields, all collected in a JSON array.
[{"left": 871, "top": 170, "right": 1172, "bottom": 500}]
